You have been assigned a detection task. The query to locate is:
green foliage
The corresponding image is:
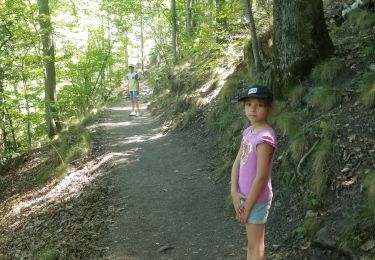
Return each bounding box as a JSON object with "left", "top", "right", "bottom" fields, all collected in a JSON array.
[
  {"left": 306, "top": 195, "right": 324, "bottom": 211},
  {"left": 35, "top": 124, "right": 92, "bottom": 185},
  {"left": 36, "top": 248, "right": 59, "bottom": 260},
  {"left": 348, "top": 9, "right": 375, "bottom": 30},
  {"left": 365, "top": 170, "right": 375, "bottom": 220},
  {"left": 268, "top": 100, "right": 286, "bottom": 125},
  {"left": 311, "top": 59, "right": 344, "bottom": 85},
  {"left": 275, "top": 112, "right": 301, "bottom": 136},
  {"left": 360, "top": 71, "right": 375, "bottom": 107},
  {"left": 310, "top": 140, "right": 333, "bottom": 197},
  {"left": 311, "top": 87, "right": 342, "bottom": 112},
  {"left": 292, "top": 217, "right": 321, "bottom": 240},
  {"left": 363, "top": 45, "right": 375, "bottom": 57},
  {"left": 287, "top": 84, "right": 304, "bottom": 108},
  {"left": 303, "top": 217, "right": 321, "bottom": 239},
  {"left": 340, "top": 211, "right": 375, "bottom": 250},
  {"left": 289, "top": 131, "right": 306, "bottom": 162},
  {"left": 320, "top": 119, "right": 337, "bottom": 140}
]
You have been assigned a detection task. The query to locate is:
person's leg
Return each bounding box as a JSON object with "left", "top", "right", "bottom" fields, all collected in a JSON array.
[
  {"left": 246, "top": 224, "right": 265, "bottom": 260},
  {"left": 129, "top": 93, "right": 136, "bottom": 115}
]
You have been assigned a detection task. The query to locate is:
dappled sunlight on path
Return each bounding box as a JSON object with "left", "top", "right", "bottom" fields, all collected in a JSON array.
[{"left": 0, "top": 101, "right": 155, "bottom": 233}]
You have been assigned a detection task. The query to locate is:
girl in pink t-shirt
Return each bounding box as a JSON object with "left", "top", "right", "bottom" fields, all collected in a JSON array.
[{"left": 230, "top": 84, "right": 277, "bottom": 260}]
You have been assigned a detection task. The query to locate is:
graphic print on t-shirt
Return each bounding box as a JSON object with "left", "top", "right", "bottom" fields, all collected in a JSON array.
[{"left": 241, "top": 137, "right": 252, "bottom": 164}]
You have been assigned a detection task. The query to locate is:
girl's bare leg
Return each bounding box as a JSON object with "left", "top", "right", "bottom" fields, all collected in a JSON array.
[{"left": 246, "top": 224, "right": 265, "bottom": 260}]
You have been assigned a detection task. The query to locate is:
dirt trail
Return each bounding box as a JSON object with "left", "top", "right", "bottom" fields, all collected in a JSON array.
[{"left": 97, "top": 99, "right": 245, "bottom": 259}]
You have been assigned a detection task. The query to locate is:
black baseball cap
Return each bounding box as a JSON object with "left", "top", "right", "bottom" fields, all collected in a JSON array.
[{"left": 238, "top": 84, "right": 273, "bottom": 101}]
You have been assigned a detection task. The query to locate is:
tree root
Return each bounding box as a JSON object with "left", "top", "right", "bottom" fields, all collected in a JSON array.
[{"left": 296, "top": 140, "right": 319, "bottom": 177}]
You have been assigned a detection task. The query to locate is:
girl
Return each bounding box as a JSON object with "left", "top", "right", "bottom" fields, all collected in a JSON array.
[{"left": 230, "top": 84, "right": 277, "bottom": 260}]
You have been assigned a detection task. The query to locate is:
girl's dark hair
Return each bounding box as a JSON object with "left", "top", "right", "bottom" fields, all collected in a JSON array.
[{"left": 242, "top": 97, "right": 273, "bottom": 107}]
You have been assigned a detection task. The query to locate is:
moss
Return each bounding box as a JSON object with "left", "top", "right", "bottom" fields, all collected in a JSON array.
[{"left": 360, "top": 71, "right": 375, "bottom": 107}]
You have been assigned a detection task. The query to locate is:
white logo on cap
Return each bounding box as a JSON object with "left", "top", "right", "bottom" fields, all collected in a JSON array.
[{"left": 248, "top": 88, "right": 258, "bottom": 94}]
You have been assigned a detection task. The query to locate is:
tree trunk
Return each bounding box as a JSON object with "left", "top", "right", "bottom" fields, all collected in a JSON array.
[
  {"left": 273, "top": 0, "right": 334, "bottom": 91},
  {"left": 5, "top": 108, "right": 17, "bottom": 151},
  {"left": 186, "top": 0, "right": 192, "bottom": 41},
  {"left": 0, "top": 80, "right": 7, "bottom": 154},
  {"left": 243, "top": 0, "right": 263, "bottom": 72},
  {"left": 37, "top": 0, "right": 62, "bottom": 138},
  {"left": 140, "top": 0, "right": 145, "bottom": 73},
  {"left": 171, "top": 0, "right": 178, "bottom": 64}
]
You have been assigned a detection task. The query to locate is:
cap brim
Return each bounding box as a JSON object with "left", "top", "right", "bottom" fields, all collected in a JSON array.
[{"left": 238, "top": 94, "right": 272, "bottom": 101}]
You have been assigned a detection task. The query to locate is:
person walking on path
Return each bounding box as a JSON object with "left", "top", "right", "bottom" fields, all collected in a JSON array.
[
  {"left": 126, "top": 64, "right": 141, "bottom": 117},
  {"left": 230, "top": 84, "right": 277, "bottom": 260}
]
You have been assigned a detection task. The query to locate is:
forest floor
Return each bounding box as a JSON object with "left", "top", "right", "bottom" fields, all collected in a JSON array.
[{"left": 0, "top": 94, "right": 372, "bottom": 259}]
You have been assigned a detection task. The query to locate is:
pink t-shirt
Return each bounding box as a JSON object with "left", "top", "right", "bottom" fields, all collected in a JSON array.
[{"left": 238, "top": 126, "right": 277, "bottom": 203}]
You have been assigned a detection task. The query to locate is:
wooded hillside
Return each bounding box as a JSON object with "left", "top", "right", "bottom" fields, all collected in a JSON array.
[{"left": 1, "top": 0, "right": 375, "bottom": 259}]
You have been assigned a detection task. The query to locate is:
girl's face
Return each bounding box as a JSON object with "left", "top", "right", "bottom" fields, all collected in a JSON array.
[{"left": 244, "top": 97, "right": 270, "bottom": 124}]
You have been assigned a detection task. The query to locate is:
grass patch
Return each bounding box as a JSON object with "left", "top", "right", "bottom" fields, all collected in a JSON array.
[
  {"left": 302, "top": 217, "right": 321, "bottom": 239},
  {"left": 320, "top": 119, "right": 337, "bottom": 140},
  {"left": 289, "top": 131, "right": 306, "bottom": 162},
  {"left": 176, "top": 106, "right": 203, "bottom": 129},
  {"left": 311, "top": 59, "right": 344, "bottom": 85},
  {"left": 310, "top": 139, "right": 333, "bottom": 197},
  {"left": 288, "top": 84, "right": 304, "bottom": 108},
  {"left": 268, "top": 100, "right": 286, "bottom": 125},
  {"left": 292, "top": 217, "right": 321, "bottom": 240},
  {"left": 311, "top": 87, "right": 342, "bottom": 112},
  {"left": 348, "top": 9, "right": 375, "bottom": 30},
  {"left": 365, "top": 170, "right": 375, "bottom": 220},
  {"left": 36, "top": 248, "right": 59, "bottom": 260},
  {"left": 360, "top": 71, "right": 375, "bottom": 107},
  {"left": 275, "top": 112, "right": 301, "bottom": 136},
  {"left": 34, "top": 124, "right": 93, "bottom": 185}
]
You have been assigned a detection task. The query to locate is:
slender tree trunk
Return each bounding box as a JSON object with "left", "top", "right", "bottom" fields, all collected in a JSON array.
[
  {"left": 0, "top": 81, "right": 7, "bottom": 154},
  {"left": 37, "top": 0, "right": 62, "bottom": 138},
  {"left": 26, "top": 98, "right": 32, "bottom": 147},
  {"left": 273, "top": 0, "right": 333, "bottom": 92},
  {"left": 171, "top": 0, "right": 178, "bottom": 64},
  {"left": 186, "top": 0, "right": 192, "bottom": 41},
  {"left": 139, "top": 0, "right": 145, "bottom": 73},
  {"left": 5, "top": 108, "right": 17, "bottom": 151},
  {"left": 243, "top": 0, "right": 263, "bottom": 71}
]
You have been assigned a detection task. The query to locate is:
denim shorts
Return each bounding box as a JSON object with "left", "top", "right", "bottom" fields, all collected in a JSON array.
[
  {"left": 240, "top": 199, "right": 272, "bottom": 224},
  {"left": 129, "top": 91, "right": 139, "bottom": 100}
]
